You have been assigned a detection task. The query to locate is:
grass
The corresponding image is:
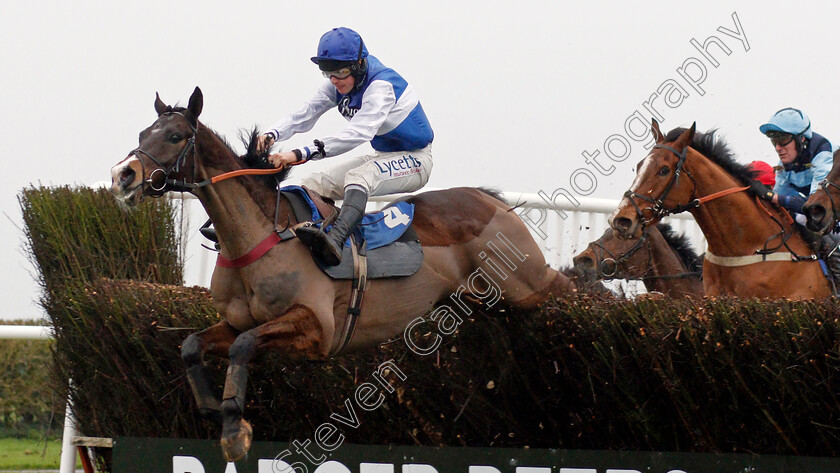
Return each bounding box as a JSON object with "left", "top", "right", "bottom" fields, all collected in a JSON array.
[{"left": 0, "top": 437, "right": 80, "bottom": 470}]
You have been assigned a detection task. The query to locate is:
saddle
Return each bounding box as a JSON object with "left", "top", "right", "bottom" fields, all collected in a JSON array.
[{"left": 279, "top": 185, "right": 424, "bottom": 280}]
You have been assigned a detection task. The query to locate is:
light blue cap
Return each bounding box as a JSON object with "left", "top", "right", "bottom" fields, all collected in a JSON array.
[{"left": 759, "top": 107, "right": 812, "bottom": 139}]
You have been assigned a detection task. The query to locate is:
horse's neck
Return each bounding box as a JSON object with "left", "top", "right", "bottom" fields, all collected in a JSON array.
[
  {"left": 687, "top": 159, "right": 788, "bottom": 256},
  {"left": 641, "top": 232, "right": 699, "bottom": 296},
  {"left": 192, "top": 132, "right": 295, "bottom": 259}
]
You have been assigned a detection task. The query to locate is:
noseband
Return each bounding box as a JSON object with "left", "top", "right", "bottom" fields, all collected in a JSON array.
[
  {"left": 623, "top": 144, "right": 698, "bottom": 224},
  {"left": 132, "top": 111, "right": 199, "bottom": 193},
  {"left": 817, "top": 179, "right": 840, "bottom": 224},
  {"left": 590, "top": 232, "right": 651, "bottom": 279}
]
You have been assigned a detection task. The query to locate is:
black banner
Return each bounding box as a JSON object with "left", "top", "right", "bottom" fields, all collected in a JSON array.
[{"left": 113, "top": 437, "right": 840, "bottom": 473}]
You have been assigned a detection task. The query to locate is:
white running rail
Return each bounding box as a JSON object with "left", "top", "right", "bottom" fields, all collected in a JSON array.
[{"left": 174, "top": 188, "right": 706, "bottom": 288}]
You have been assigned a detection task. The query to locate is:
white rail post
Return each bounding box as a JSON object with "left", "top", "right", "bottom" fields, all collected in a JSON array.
[{"left": 59, "top": 388, "right": 79, "bottom": 473}]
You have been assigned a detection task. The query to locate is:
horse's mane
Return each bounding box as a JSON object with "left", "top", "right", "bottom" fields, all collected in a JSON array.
[
  {"left": 238, "top": 127, "right": 293, "bottom": 189},
  {"left": 163, "top": 104, "right": 291, "bottom": 191},
  {"left": 664, "top": 127, "right": 756, "bottom": 184},
  {"left": 654, "top": 222, "right": 702, "bottom": 273}
]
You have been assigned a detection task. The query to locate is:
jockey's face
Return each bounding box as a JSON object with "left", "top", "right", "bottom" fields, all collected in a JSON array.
[
  {"left": 774, "top": 136, "right": 798, "bottom": 165},
  {"left": 331, "top": 74, "right": 356, "bottom": 95}
]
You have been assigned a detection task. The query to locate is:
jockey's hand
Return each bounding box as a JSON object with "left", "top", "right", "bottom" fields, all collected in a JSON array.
[
  {"left": 256, "top": 134, "right": 275, "bottom": 154},
  {"left": 268, "top": 151, "right": 299, "bottom": 169},
  {"left": 748, "top": 179, "right": 775, "bottom": 201}
]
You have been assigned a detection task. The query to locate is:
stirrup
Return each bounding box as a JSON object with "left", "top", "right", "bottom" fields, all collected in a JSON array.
[
  {"left": 295, "top": 223, "right": 324, "bottom": 248},
  {"left": 296, "top": 224, "right": 343, "bottom": 265}
]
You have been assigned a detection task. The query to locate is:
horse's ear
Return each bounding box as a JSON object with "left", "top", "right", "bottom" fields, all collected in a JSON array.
[
  {"left": 651, "top": 118, "right": 665, "bottom": 143},
  {"left": 677, "top": 122, "right": 697, "bottom": 146},
  {"left": 154, "top": 92, "right": 167, "bottom": 116},
  {"left": 188, "top": 87, "right": 203, "bottom": 119},
  {"left": 674, "top": 122, "right": 697, "bottom": 149}
]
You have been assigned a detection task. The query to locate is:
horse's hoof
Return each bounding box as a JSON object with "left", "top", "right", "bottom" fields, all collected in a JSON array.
[{"left": 221, "top": 419, "right": 253, "bottom": 462}]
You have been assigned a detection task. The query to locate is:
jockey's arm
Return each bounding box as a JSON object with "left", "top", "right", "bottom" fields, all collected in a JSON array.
[
  {"left": 262, "top": 82, "right": 337, "bottom": 148},
  {"left": 316, "top": 80, "right": 397, "bottom": 158}
]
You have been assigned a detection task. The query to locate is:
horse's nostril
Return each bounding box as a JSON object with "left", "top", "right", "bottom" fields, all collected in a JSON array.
[
  {"left": 613, "top": 217, "right": 632, "bottom": 232},
  {"left": 806, "top": 204, "right": 824, "bottom": 220},
  {"left": 805, "top": 204, "right": 826, "bottom": 231},
  {"left": 119, "top": 168, "right": 136, "bottom": 188},
  {"left": 574, "top": 256, "right": 594, "bottom": 269}
]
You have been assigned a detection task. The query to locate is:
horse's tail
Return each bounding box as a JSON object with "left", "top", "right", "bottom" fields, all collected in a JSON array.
[{"left": 476, "top": 187, "right": 506, "bottom": 204}]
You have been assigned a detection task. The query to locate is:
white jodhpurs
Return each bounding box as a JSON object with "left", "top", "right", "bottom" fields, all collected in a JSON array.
[{"left": 300, "top": 145, "right": 433, "bottom": 200}]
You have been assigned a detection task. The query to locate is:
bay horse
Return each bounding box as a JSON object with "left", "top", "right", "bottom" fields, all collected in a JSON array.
[
  {"left": 802, "top": 150, "right": 840, "bottom": 234},
  {"left": 572, "top": 223, "right": 704, "bottom": 298},
  {"left": 609, "top": 120, "right": 830, "bottom": 299},
  {"left": 109, "top": 87, "right": 574, "bottom": 461}
]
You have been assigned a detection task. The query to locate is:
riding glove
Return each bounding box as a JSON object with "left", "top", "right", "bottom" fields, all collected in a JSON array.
[{"left": 748, "top": 180, "right": 775, "bottom": 201}]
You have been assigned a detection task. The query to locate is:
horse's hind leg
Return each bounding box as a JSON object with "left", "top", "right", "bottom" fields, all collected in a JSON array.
[
  {"left": 181, "top": 320, "right": 237, "bottom": 424},
  {"left": 220, "top": 304, "right": 327, "bottom": 462},
  {"left": 473, "top": 213, "right": 575, "bottom": 309}
]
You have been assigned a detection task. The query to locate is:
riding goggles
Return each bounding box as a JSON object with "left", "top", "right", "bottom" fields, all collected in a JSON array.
[
  {"left": 766, "top": 131, "right": 794, "bottom": 147},
  {"left": 322, "top": 67, "right": 353, "bottom": 80}
]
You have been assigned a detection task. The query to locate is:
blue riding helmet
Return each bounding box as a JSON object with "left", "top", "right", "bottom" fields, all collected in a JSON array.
[
  {"left": 310, "top": 27, "right": 368, "bottom": 65},
  {"left": 759, "top": 107, "right": 813, "bottom": 139}
]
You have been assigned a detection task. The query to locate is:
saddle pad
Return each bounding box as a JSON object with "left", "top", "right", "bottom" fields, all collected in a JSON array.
[
  {"left": 279, "top": 185, "right": 414, "bottom": 250},
  {"left": 349, "top": 203, "right": 415, "bottom": 250},
  {"left": 316, "top": 238, "right": 424, "bottom": 280},
  {"left": 278, "top": 185, "right": 324, "bottom": 222}
]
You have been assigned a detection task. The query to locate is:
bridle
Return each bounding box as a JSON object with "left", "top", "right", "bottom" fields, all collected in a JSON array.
[
  {"left": 624, "top": 142, "right": 815, "bottom": 263},
  {"left": 817, "top": 179, "right": 840, "bottom": 225},
  {"left": 589, "top": 232, "right": 651, "bottom": 279},
  {"left": 131, "top": 110, "right": 303, "bottom": 195},
  {"left": 623, "top": 144, "right": 753, "bottom": 225},
  {"left": 623, "top": 144, "right": 699, "bottom": 224},
  {"left": 587, "top": 231, "right": 701, "bottom": 281},
  {"left": 132, "top": 110, "right": 200, "bottom": 194}
]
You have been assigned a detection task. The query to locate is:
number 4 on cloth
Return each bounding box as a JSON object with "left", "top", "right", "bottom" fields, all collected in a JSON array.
[{"left": 383, "top": 207, "right": 410, "bottom": 228}]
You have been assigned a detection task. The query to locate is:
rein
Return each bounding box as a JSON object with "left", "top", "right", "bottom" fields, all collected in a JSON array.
[
  {"left": 625, "top": 143, "right": 817, "bottom": 266},
  {"left": 623, "top": 144, "right": 750, "bottom": 222},
  {"left": 590, "top": 232, "right": 700, "bottom": 281},
  {"left": 134, "top": 110, "right": 304, "bottom": 193},
  {"left": 132, "top": 111, "right": 309, "bottom": 268}
]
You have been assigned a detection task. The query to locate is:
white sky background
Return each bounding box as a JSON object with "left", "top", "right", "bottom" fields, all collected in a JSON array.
[{"left": 2, "top": 1, "right": 839, "bottom": 320}]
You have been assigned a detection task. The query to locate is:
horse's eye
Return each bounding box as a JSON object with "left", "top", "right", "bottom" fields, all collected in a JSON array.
[
  {"left": 169, "top": 134, "right": 182, "bottom": 143},
  {"left": 658, "top": 166, "right": 670, "bottom": 176}
]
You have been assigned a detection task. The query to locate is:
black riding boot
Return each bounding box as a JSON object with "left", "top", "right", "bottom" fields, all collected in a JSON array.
[{"left": 296, "top": 188, "right": 368, "bottom": 266}]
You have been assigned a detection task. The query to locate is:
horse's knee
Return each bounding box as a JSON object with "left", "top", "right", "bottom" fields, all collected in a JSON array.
[
  {"left": 181, "top": 333, "right": 203, "bottom": 365},
  {"left": 229, "top": 332, "right": 257, "bottom": 364}
]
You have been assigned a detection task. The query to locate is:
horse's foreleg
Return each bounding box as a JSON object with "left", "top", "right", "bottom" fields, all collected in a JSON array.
[
  {"left": 512, "top": 268, "right": 577, "bottom": 309},
  {"left": 220, "top": 304, "right": 326, "bottom": 462},
  {"left": 181, "top": 320, "right": 237, "bottom": 424}
]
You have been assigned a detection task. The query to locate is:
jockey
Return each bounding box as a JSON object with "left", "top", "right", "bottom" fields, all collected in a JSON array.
[
  {"left": 749, "top": 107, "right": 840, "bottom": 290},
  {"left": 750, "top": 108, "right": 835, "bottom": 212},
  {"left": 256, "top": 27, "right": 434, "bottom": 266}
]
